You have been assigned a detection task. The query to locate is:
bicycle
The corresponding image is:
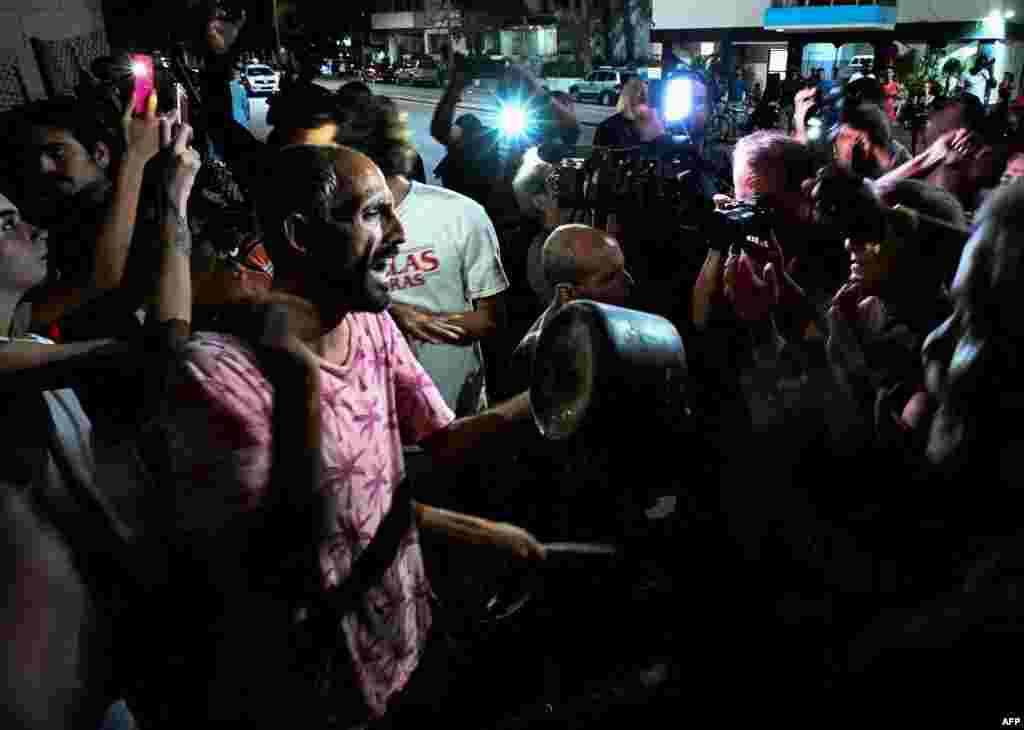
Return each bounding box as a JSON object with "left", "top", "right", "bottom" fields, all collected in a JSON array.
[{"left": 705, "top": 101, "right": 747, "bottom": 144}]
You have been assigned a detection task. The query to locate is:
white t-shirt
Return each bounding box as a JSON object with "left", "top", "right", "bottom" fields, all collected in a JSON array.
[
  {"left": 0, "top": 335, "right": 95, "bottom": 478},
  {"left": 962, "top": 70, "right": 989, "bottom": 102},
  {"left": 390, "top": 181, "right": 509, "bottom": 414}
]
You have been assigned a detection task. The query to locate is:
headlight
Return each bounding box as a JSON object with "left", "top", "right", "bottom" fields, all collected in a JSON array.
[
  {"left": 498, "top": 102, "right": 530, "bottom": 139},
  {"left": 662, "top": 77, "right": 692, "bottom": 124}
]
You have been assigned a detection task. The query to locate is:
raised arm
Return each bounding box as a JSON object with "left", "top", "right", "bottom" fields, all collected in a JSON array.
[
  {"left": 431, "top": 67, "right": 471, "bottom": 147},
  {"left": 509, "top": 65, "right": 579, "bottom": 133},
  {"left": 154, "top": 121, "right": 201, "bottom": 326},
  {"left": 873, "top": 128, "right": 982, "bottom": 197},
  {"left": 30, "top": 92, "right": 161, "bottom": 329}
]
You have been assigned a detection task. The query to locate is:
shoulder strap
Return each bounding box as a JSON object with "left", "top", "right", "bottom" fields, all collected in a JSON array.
[{"left": 320, "top": 478, "right": 414, "bottom": 624}]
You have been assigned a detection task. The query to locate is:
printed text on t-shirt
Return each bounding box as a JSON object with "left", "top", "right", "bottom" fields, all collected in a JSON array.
[{"left": 386, "top": 246, "right": 440, "bottom": 291}]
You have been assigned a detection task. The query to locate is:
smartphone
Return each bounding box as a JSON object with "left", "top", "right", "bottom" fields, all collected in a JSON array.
[
  {"left": 176, "top": 83, "right": 190, "bottom": 127},
  {"left": 129, "top": 53, "right": 155, "bottom": 114}
]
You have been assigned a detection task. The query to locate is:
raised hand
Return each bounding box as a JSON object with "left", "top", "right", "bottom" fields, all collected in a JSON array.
[
  {"left": 163, "top": 122, "right": 202, "bottom": 217},
  {"left": 831, "top": 278, "right": 865, "bottom": 326},
  {"left": 723, "top": 240, "right": 783, "bottom": 322},
  {"left": 122, "top": 90, "right": 161, "bottom": 166},
  {"left": 793, "top": 87, "right": 818, "bottom": 142},
  {"left": 389, "top": 302, "right": 467, "bottom": 345}
]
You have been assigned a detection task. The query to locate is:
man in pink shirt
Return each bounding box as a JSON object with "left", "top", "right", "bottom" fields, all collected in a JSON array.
[{"left": 157, "top": 144, "right": 541, "bottom": 727}]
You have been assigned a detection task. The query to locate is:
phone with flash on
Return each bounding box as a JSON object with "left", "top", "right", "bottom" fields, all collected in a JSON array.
[{"left": 129, "top": 53, "right": 155, "bottom": 114}]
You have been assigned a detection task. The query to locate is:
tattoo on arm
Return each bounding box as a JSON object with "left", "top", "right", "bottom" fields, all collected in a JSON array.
[{"left": 164, "top": 207, "right": 192, "bottom": 258}]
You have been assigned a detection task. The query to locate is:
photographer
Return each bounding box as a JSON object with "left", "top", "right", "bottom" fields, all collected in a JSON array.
[
  {"left": 432, "top": 55, "right": 579, "bottom": 212},
  {"left": 593, "top": 77, "right": 664, "bottom": 148},
  {"left": 794, "top": 84, "right": 911, "bottom": 179},
  {"left": 827, "top": 176, "right": 966, "bottom": 452},
  {"left": 692, "top": 131, "right": 841, "bottom": 338}
]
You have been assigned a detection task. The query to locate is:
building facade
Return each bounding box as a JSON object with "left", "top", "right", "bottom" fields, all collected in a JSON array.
[
  {"left": 0, "top": 0, "right": 107, "bottom": 104},
  {"left": 653, "top": 0, "right": 1024, "bottom": 103}
]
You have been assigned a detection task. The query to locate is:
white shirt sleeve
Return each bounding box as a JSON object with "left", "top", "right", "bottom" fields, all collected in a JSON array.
[{"left": 460, "top": 204, "right": 510, "bottom": 302}]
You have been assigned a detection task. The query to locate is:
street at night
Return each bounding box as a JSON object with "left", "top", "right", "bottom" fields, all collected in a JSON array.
[
  {"left": 245, "top": 77, "right": 604, "bottom": 182},
  {"left": 1, "top": 0, "right": 1023, "bottom": 726}
]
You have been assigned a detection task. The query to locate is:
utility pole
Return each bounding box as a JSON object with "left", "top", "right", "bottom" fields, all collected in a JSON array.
[{"left": 271, "top": 0, "right": 282, "bottom": 55}]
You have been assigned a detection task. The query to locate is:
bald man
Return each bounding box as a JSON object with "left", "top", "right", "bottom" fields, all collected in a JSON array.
[
  {"left": 509, "top": 224, "right": 632, "bottom": 389},
  {"left": 156, "top": 145, "right": 542, "bottom": 727}
]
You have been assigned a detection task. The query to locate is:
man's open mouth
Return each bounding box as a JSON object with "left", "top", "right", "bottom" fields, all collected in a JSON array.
[{"left": 371, "top": 243, "right": 401, "bottom": 272}]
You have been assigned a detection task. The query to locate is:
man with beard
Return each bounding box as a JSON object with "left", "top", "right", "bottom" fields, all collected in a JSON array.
[
  {"left": 13, "top": 92, "right": 163, "bottom": 341},
  {"left": 334, "top": 94, "right": 510, "bottom": 418},
  {"left": 157, "top": 145, "right": 543, "bottom": 727}
]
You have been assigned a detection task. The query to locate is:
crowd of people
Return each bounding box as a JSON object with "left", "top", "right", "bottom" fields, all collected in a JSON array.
[{"left": 4, "top": 4, "right": 1024, "bottom": 727}]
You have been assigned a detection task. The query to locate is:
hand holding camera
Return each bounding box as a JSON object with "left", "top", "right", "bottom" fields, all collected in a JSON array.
[
  {"left": 163, "top": 120, "right": 202, "bottom": 218},
  {"left": 723, "top": 236, "right": 784, "bottom": 322}
]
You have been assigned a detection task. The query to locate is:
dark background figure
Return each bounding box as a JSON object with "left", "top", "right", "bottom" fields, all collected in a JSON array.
[{"left": 592, "top": 77, "right": 663, "bottom": 148}]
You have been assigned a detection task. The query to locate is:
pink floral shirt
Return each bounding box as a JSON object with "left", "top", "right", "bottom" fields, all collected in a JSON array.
[{"left": 162, "top": 311, "right": 454, "bottom": 719}]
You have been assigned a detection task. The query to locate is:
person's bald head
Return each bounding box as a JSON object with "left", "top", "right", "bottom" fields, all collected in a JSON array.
[{"left": 541, "top": 224, "right": 631, "bottom": 307}]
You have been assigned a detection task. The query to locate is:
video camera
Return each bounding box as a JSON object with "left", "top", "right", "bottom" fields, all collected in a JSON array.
[
  {"left": 544, "top": 141, "right": 782, "bottom": 251},
  {"left": 803, "top": 85, "right": 845, "bottom": 143},
  {"left": 803, "top": 77, "right": 886, "bottom": 142}
]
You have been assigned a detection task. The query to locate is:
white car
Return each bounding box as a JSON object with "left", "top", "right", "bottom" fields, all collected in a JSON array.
[
  {"left": 405, "top": 57, "right": 440, "bottom": 87},
  {"left": 569, "top": 69, "right": 628, "bottom": 106},
  {"left": 840, "top": 55, "right": 875, "bottom": 82},
  {"left": 242, "top": 64, "right": 279, "bottom": 96}
]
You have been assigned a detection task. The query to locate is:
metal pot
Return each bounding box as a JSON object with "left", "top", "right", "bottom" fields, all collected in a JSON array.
[{"left": 530, "top": 300, "right": 687, "bottom": 440}]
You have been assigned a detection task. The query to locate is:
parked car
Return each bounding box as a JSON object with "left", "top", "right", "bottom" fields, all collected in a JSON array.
[
  {"left": 569, "top": 68, "right": 629, "bottom": 106},
  {"left": 241, "top": 64, "right": 279, "bottom": 96},
  {"left": 393, "top": 65, "right": 414, "bottom": 84},
  {"left": 463, "top": 55, "right": 510, "bottom": 80},
  {"left": 839, "top": 54, "right": 875, "bottom": 81},
  {"left": 406, "top": 56, "right": 440, "bottom": 87}
]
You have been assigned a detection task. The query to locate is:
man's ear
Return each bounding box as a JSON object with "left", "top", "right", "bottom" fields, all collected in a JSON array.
[
  {"left": 282, "top": 212, "right": 312, "bottom": 259},
  {"left": 92, "top": 141, "right": 112, "bottom": 170}
]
